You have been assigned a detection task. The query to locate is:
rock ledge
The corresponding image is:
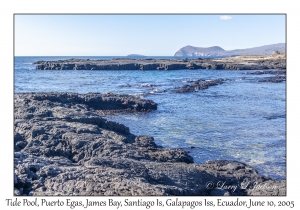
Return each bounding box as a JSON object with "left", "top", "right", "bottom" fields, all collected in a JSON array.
[{"left": 14, "top": 93, "right": 285, "bottom": 196}]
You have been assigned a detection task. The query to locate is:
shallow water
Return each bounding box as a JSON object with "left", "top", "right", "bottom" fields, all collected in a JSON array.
[{"left": 14, "top": 56, "right": 286, "bottom": 180}]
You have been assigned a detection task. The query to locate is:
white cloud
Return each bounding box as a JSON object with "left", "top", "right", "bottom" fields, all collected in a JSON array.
[{"left": 220, "top": 15, "right": 232, "bottom": 20}]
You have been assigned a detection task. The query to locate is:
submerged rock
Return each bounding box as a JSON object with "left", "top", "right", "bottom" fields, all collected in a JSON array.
[
  {"left": 245, "top": 70, "right": 286, "bottom": 75},
  {"left": 259, "top": 75, "right": 286, "bottom": 83},
  {"left": 14, "top": 92, "right": 285, "bottom": 196},
  {"left": 173, "top": 79, "right": 224, "bottom": 93}
]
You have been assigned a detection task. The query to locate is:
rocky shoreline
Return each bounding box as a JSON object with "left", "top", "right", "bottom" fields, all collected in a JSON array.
[
  {"left": 34, "top": 54, "right": 286, "bottom": 71},
  {"left": 14, "top": 93, "right": 286, "bottom": 196}
]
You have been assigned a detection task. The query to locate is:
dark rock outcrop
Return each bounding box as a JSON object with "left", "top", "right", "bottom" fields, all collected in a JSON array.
[
  {"left": 34, "top": 56, "right": 286, "bottom": 71},
  {"left": 173, "top": 79, "right": 224, "bottom": 93},
  {"left": 14, "top": 93, "right": 285, "bottom": 196}
]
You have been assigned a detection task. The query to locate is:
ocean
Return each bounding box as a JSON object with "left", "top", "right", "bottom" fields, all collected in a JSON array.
[{"left": 14, "top": 56, "right": 286, "bottom": 180}]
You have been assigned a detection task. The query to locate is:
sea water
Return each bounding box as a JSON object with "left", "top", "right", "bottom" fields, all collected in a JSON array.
[{"left": 14, "top": 56, "right": 286, "bottom": 180}]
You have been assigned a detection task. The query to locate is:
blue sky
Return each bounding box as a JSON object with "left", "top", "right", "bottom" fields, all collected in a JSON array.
[{"left": 15, "top": 14, "right": 286, "bottom": 56}]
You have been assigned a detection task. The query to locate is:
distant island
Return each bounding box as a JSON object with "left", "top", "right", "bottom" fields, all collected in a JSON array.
[
  {"left": 127, "top": 54, "right": 146, "bottom": 57},
  {"left": 174, "top": 43, "right": 285, "bottom": 57}
]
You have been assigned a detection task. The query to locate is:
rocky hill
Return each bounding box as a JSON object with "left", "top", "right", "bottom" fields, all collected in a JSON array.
[
  {"left": 174, "top": 43, "right": 285, "bottom": 57},
  {"left": 174, "top": 46, "right": 225, "bottom": 57}
]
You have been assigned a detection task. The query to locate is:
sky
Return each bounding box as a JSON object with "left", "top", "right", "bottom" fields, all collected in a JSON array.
[{"left": 15, "top": 14, "right": 286, "bottom": 56}]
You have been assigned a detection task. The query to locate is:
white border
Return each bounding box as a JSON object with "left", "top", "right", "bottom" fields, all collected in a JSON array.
[{"left": 1, "top": 0, "right": 298, "bottom": 209}]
